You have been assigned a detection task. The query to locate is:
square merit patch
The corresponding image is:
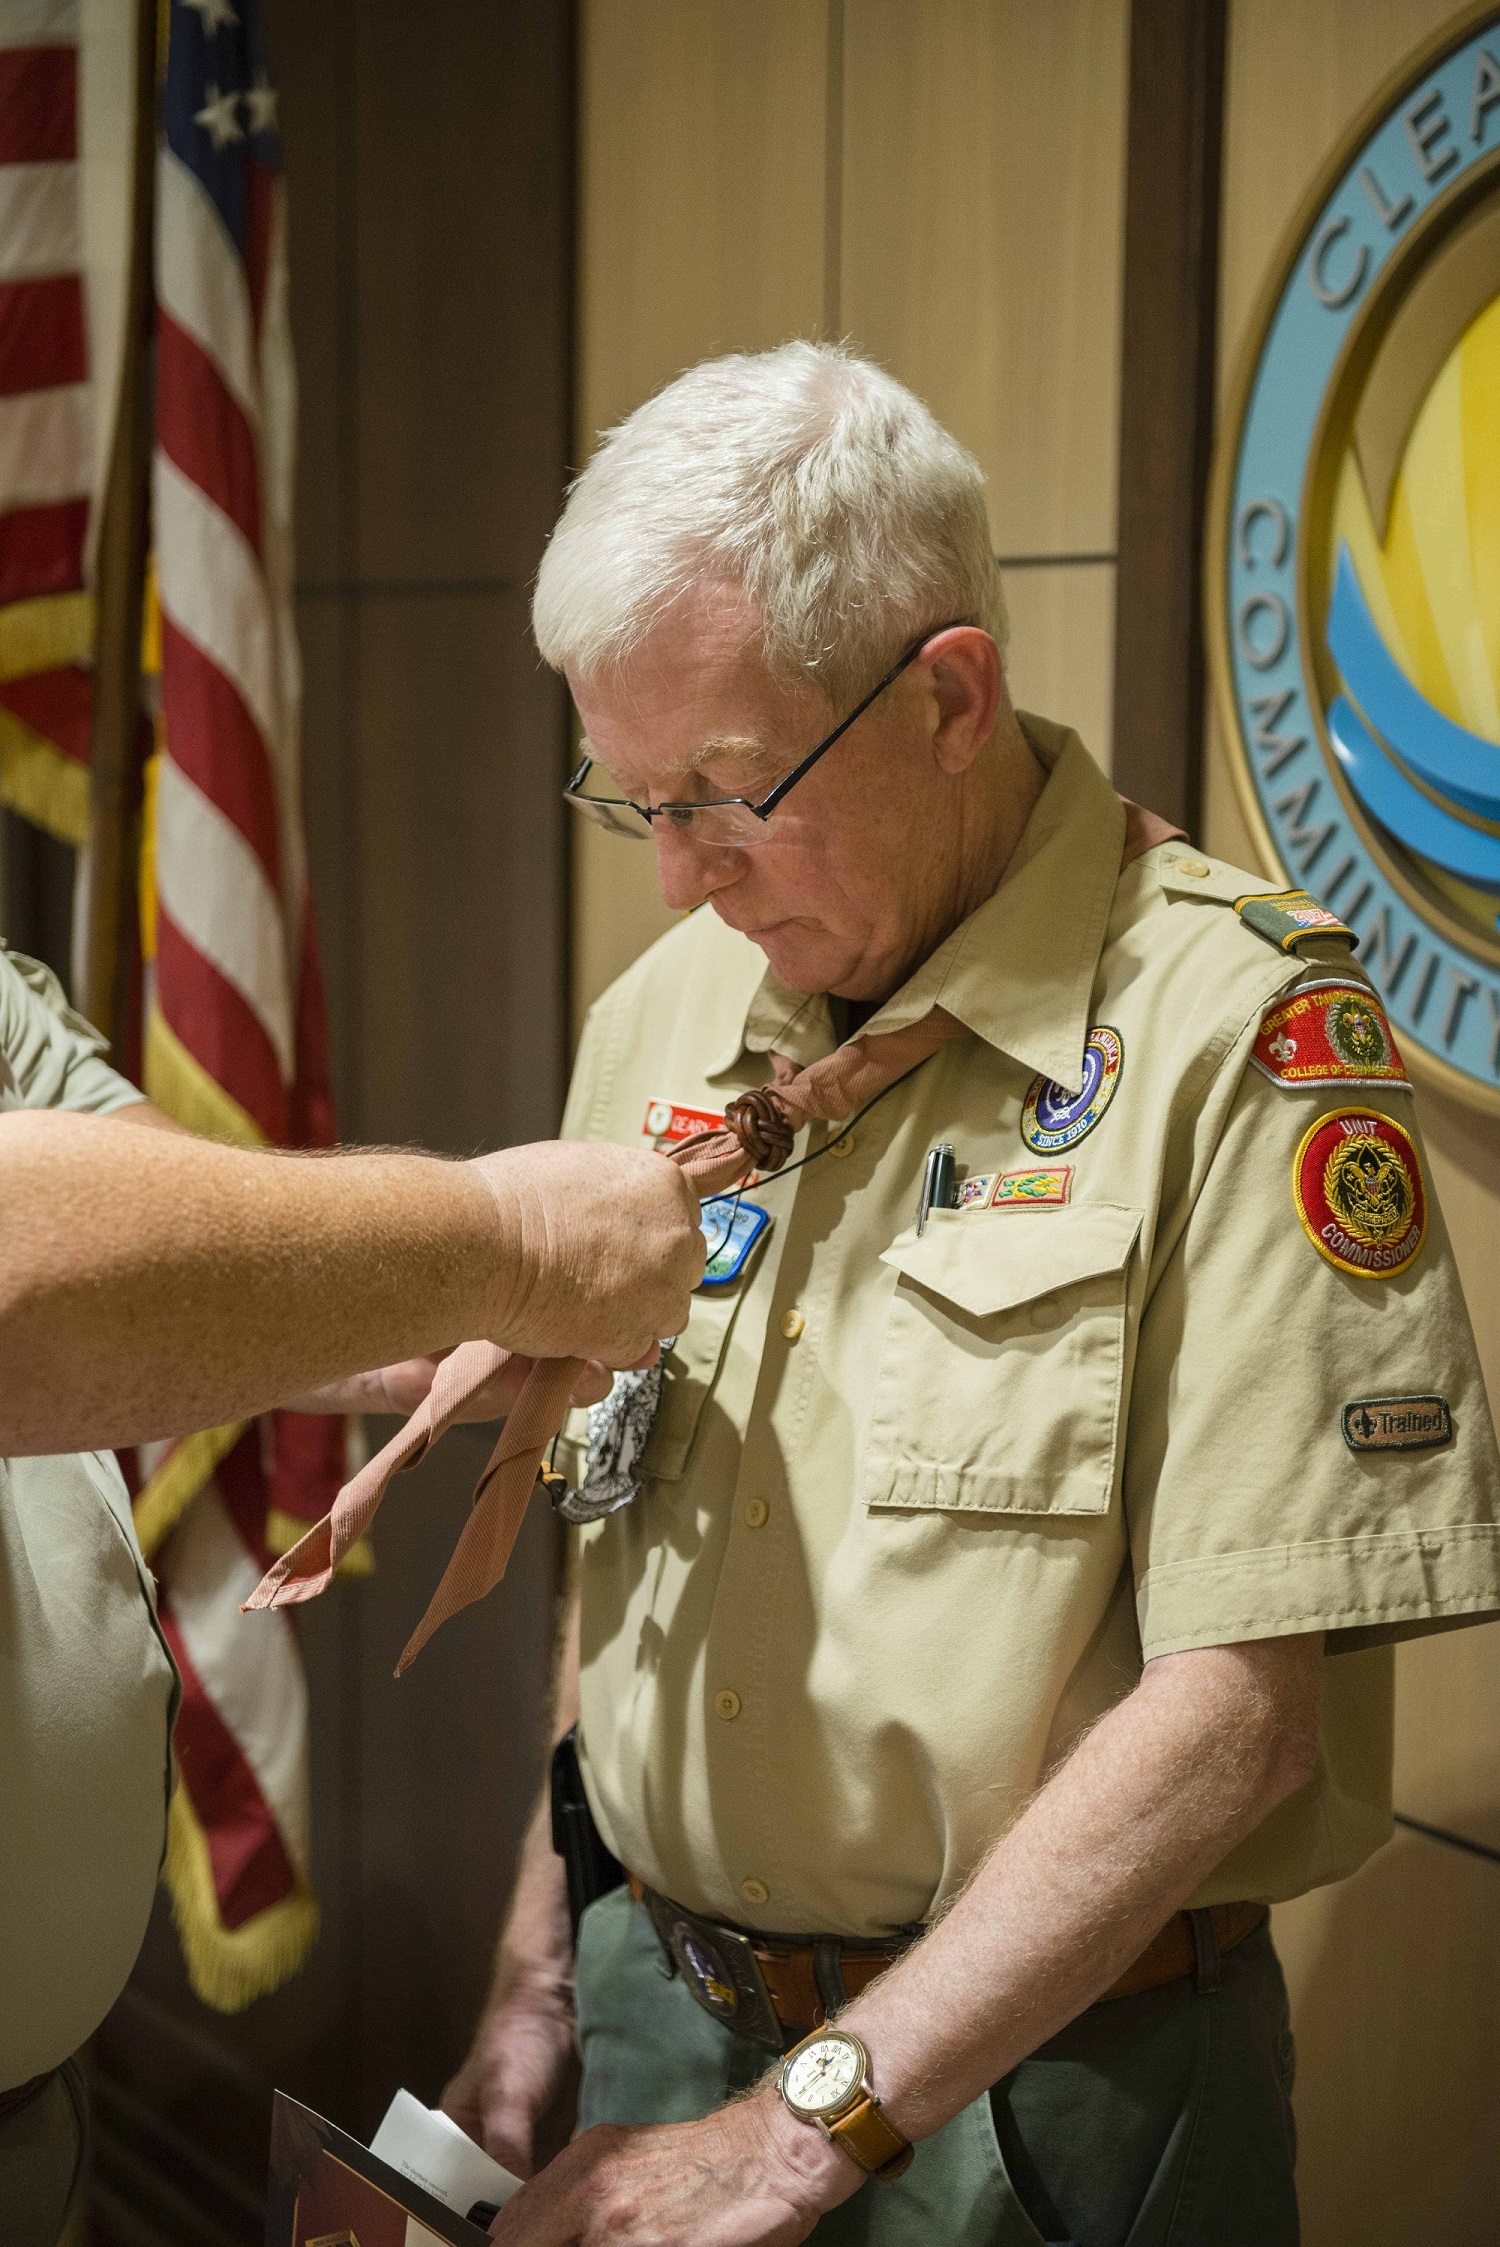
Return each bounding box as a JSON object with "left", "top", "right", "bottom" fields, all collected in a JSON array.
[{"left": 1252, "top": 981, "right": 1410, "bottom": 1093}]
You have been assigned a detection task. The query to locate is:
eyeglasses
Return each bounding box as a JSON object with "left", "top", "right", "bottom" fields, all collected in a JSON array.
[{"left": 562, "top": 624, "right": 964, "bottom": 849}]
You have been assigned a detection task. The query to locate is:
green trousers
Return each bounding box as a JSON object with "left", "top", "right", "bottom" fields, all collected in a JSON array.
[
  {"left": 0, "top": 2064, "right": 87, "bottom": 2247},
  {"left": 575, "top": 1890, "right": 1299, "bottom": 2247}
]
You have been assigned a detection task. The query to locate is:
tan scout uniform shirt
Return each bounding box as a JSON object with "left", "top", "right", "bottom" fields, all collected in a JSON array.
[
  {"left": 0, "top": 948, "right": 178, "bottom": 2088},
  {"left": 560, "top": 720, "right": 1500, "bottom": 1942}
]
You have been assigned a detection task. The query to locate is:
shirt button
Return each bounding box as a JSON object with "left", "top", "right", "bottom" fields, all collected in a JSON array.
[
  {"left": 780, "top": 1308, "right": 806, "bottom": 1341},
  {"left": 744, "top": 1497, "right": 770, "bottom": 1529},
  {"left": 1174, "top": 855, "right": 1211, "bottom": 878},
  {"left": 714, "top": 1688, "right": 742, "bottom": 1721},
  {"left": 740, "top": 1875, "right": 770, "bottom": 1908},
  {"left": 828, "top": 1129, "right": 855, "bottom": 1158},
  {"left": 1029, "top": 1296, "right": 1062, "bottom": 1331}
]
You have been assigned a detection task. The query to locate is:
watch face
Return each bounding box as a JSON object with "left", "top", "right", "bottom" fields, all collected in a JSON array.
[{"left": 783, "top": 2033, "right": 864, "bottom": 2116}]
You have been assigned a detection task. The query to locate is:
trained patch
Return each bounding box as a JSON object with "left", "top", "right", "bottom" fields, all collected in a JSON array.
[
  {"left": 1253, "top": 981, "right": 1410, "bottom": 1093},
  {"left": 644, "top": 1095, "right": 724, "bottom": 1147},
  {"left": 1235, "top": 890, "right": 1357, "bottom": 955},
  {"left": 1293, "top": 1109, "right": 1427, "bottom": 1279},
  {"left": 1021, "top": 1028, "right": 1123, "bottom": 1155},
  {"left": 990, "top": 1165, "right": 1073, "bottom": 1208},
  {"left": 698, "top": 1196, "right": 771, "bottom": 1288},
  {"left": 1342, "top": 1395, "right": 1452, "bottom": 1453}
]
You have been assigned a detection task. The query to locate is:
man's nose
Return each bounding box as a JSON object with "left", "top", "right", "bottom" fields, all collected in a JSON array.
[{"left": 654, "top": 825, "right": 747, "bottom": 910}]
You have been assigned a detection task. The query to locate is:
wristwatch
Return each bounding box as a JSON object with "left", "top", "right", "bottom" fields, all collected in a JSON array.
[{"left": 776, "top": 2027, "right": 914, "bottom": 2181}]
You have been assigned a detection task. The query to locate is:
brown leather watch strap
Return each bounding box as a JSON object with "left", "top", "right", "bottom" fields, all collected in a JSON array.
[{"left": 827, "top": 2091, "right": 914, "bottom": 2181}]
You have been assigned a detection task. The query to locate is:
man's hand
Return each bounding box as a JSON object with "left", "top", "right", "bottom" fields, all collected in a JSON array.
[
  {"left": 442, "top": 1975, "right": 579, "bottom": 2179},
  {"left": 485, "top": 2095, "right": 857, "bottom": 2245},
  {"left": 473, "top": 1141, "right": 704, "bottom": 1365}
]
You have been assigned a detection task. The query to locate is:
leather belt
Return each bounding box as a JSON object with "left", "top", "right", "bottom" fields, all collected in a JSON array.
[
  {"left": 0, "top": 2071, "right": 54, "bottom": 2124},
  {"left": 631, "top": 1876, "right": 1267, "bottom": 2053}
]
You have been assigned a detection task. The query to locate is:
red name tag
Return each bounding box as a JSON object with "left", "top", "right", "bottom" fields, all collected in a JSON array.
[{"left": 643, "top": 1096, "right": 724, "bottom": 1145}]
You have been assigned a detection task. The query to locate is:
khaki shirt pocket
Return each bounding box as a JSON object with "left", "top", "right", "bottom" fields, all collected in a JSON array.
[
  {"left": 639, "top": 1285, "right": 743, "bottom": 1482},
  {"left": 861, "top": 1203, "right": 1141, "bottom": 1516}
]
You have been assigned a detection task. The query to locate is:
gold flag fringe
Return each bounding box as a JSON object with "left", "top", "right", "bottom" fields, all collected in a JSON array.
[{"left": 164, "top": 1782, "right": 319, "bottom": 2014}]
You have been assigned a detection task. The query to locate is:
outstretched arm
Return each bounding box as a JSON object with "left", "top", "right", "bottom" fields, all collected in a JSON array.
[{"left": 0, "top": 1111, "right": 702, "bottom": 1452}]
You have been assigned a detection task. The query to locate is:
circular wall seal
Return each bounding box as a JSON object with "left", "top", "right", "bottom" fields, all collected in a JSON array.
[
  {"left": 1292, "top": 1107, "right": 1428, "bottom": 1277},
  {"left": 1209, "top": 5, "right": 1500, "bottom": 1113},
  {"left": 1021, "top": 1027, "right": 1124, "bottom": 1153}
]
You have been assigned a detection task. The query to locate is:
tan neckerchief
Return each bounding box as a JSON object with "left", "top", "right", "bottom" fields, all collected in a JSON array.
[{"left": 244, "top": 800, "right": 1181, "bottom": 1671}]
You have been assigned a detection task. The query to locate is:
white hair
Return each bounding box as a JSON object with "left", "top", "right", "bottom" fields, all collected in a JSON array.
[{"left": 532, "top": 341, "right": 1006, "bottom": 712}]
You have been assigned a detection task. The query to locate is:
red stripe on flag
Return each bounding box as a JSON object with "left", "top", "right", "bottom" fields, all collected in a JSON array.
[
  {"left": 155, "top": 907, "right": 289, "bottom": 1143},
  {"left": 160, "top": 619, "right": 281, "bottom": 884},
  {"left": 158, "top": 1591, "right": 299, "bottom": 1930},
  {"left": 0, "top": 496, "right": 85, "bottom": 602},
  {"left": 0, "top": 662, "right": 90, "bottom": 761},
  {"left": 156, "top": 314, "right": 261, "bottom": 555},
  {"left": 214, "top": 1426, "right": 275, "bottom": 1569},
  {"left": 0, "top": 273, "right": 87, "bottom": 397},
  {"left": 267, "top": 1409, "right": 345, "bottom": 1527},
  {"left": 0, "top": 48, "right": 76, "bottom": 164}
]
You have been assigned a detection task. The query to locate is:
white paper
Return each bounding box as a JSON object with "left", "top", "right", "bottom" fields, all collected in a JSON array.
[{"left": 371, "top": 2089, "right": 523, "bottom": 2222}]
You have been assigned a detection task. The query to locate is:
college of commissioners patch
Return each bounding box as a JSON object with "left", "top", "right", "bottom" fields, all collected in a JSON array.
[
  {"left": 1253, "top": 980, "right": 1412, "bottom": 1091},
  {"left": 1209, "top": 7, "right": 1500, "bottom": 1112},
  {"left": 1293, "top": 1108, "right": 1428, "bottom": 1277}
]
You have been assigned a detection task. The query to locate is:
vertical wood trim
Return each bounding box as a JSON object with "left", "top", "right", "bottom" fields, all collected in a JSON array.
[
  {"left": 74, "top": 0, "right": 157, "bottom": 1034},
  {"left": 1110, "top": 0, "right": 1227, "bottom": 831},
  {"left": 822, "top": 0, "right": 845, "bottom": 336}
]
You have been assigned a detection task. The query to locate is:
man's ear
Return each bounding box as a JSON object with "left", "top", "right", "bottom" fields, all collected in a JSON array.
[{"left": 922, "top": 627, "right": 1003, "bottom": 775}]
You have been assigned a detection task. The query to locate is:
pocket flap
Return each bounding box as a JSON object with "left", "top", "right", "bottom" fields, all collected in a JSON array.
[{"left": 879, "top": 1202, "right": 1142, "bottom": 1320}]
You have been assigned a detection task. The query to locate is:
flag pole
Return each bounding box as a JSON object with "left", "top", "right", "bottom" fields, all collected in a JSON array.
[{"left": 73, "top": 0, "right": 158, "bottom": 1034}]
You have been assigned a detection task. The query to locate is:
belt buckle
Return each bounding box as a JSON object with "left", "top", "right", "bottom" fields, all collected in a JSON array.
[{"left": 642, "top": 1890, "right": 785, "bottom": 2052}]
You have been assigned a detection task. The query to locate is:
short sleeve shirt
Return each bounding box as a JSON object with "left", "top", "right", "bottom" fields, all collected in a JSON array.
[
  {"left": 0, "top": 947, "right": 178, "bottom": 2088},
  {"left": 559, "top": 722, "right": 1500, "bottom": 1939}
]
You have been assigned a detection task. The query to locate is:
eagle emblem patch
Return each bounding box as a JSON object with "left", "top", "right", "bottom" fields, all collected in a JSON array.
[
  {"left": 1253, "top": 982, "right": 1410, "bottom": 1093},
  {"left": 1293, "top": 1109, "right": 1426, "bottom": 1279}
]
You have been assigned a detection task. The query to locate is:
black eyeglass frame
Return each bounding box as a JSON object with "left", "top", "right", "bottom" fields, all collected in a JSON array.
[{"left": 562, "top": 621, "right": 969, "bottom": 839}]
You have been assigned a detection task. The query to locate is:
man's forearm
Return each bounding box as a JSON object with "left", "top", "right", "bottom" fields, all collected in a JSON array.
[
  {"left": 778, "top": 1634, "right": 1323, "bottom": 2165},
  {"left": 0, "top": 1112, "right": 517, "bottom": 1451}
]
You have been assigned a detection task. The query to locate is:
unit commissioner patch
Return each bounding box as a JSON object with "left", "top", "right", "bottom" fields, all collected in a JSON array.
[{"left": 1293, "top": 1108, "right": 1427, "bottom": 1278}]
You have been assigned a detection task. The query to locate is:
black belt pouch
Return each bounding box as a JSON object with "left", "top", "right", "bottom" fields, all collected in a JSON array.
[{"left": 550, "top": 1724, "right": 625, "bottom": 1942}]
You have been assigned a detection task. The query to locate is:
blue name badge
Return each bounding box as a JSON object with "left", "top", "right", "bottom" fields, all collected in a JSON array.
[{"left": 698, "top": 1196, "right": 772, "bottom": 1288}]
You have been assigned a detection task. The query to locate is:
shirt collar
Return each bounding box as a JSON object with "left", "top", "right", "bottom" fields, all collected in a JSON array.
[{"left": 707, "top": 716, "right": 1125, "bottom": 1097}]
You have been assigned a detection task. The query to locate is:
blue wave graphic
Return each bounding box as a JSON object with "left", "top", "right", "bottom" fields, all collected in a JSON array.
[
  {"left": 1326, "top": 545, "right": 1500, "bottom": 821},
  {"left": 1327, "top": 694, "right": 1500, "bottom": 895}
]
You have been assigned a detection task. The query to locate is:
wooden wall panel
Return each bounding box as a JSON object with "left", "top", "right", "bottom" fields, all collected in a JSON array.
[
  {"left": 1211, "top": 6, "right": 1500, "bottom": 2240},
  {"left": 573, "top": 0, "right": 1130, "bottom": 1024},
  {"left": 572, "top": 0, "right": 832, "bottom": 1030},
  {"left": 839, "top": 0, "right": 1128, "bottom": 559}
]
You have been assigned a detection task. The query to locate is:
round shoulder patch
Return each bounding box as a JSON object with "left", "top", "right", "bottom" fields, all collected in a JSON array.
[
  {"left": 1293, "top": 1108, "right": 1426, "bottom": 1279},
  {"left": 1021, "top": 1027, "right": 1124, "bottom": 1154}
]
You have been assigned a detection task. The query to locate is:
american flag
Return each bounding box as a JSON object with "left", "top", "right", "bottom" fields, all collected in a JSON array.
[
  {"left": 0, "top": 0, "right": 94, "bottom": 843},
  {"left": 140, "top": 0, "right": 348, "bottom": 2012},
  {"left": 0, "top": 0, "right": 348, "bottom": 2011}
]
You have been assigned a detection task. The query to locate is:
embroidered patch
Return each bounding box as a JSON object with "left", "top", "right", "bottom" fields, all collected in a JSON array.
[
  {"left": 698, "top": 1196, "right": 772, "bottom": 1287},
  {"left": 1293, "top": 1109, "right": 1427, "bottom": 1278},
  {"left": 1021, "top": 1028, "right": 1124, "bottom": 1154},
  {"left": 644, "top": 1096, "right": 724, "bottom": 1146},
  {"left": 1342, "top": 1395, "right": 1452, "bottom": 1453},
  {"left": 989, "top": 1165, "right": 1073, "bottom": 1208},
  {"left": 1235, "top": 889, "right": 1357, "bottom": 955},
  {"left": 958, "top": 1172, "right": 996, "bottom": 1208},
  {"left": 1253, "top": 981, "right": 1410, "bottom": 1093}
]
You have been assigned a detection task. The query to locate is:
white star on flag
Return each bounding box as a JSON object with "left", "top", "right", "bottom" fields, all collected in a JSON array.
[
  {"left": 181, "top": 0, "right": 240, "bottom": 30},
  {"left": 195, "top": 83, "right": 246, "bottom": 149},
  {"left": 243, "top": 69, "right": 279, "bottom": 134}
]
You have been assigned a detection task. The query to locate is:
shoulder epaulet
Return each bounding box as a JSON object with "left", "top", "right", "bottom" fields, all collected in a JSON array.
[{"left": 1232, "top": 888, "right": 1358, "bottom": 957}]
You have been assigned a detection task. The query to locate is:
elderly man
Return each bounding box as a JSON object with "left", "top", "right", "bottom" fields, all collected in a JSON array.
[
  {"left": 446, "top": 344, "right": 1500, "bottom": 2246},
  {"left": 0, "top": 943, "right": 703, "bottom": 2246}
]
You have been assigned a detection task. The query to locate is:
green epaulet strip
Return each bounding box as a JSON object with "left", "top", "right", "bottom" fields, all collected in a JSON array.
[{"left": 1233, "top": 889, "right": 1358, "bottom": 957}]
